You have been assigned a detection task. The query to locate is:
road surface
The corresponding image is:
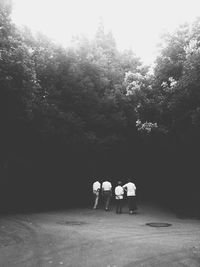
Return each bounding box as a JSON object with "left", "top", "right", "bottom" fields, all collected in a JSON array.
[{"left": 0, "top": 203, "right": 199, "bottom": 266}]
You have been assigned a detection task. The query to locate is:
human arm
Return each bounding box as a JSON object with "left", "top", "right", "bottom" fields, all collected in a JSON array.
[{"left": 122, "top": 183, "right": 127, "bottom": 192}]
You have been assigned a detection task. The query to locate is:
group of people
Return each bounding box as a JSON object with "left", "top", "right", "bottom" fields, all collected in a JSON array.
[{"left": 92, "top": 179, "right": 137, "bottom": 214}]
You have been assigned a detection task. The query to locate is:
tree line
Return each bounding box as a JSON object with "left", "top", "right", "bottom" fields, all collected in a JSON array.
[{"left": 1, "top": 0, "right": 200, "bottom": 214}]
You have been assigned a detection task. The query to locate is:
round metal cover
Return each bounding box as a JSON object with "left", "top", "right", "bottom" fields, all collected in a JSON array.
[
  {"left": 57, "top": 220, "right": 87, "bottom": 226},
  {"left": 146, "top": 222, "right": 172, "bottom": 227}
]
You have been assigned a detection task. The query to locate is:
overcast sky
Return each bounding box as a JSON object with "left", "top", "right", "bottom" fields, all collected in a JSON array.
[{"left": 12, "top": 0, "right": 200, "bottom": 65}]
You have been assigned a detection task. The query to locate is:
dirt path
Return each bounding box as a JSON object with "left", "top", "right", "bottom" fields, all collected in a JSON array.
[{"left": 0, "top": 204, "right": 199, "bottom": 267}]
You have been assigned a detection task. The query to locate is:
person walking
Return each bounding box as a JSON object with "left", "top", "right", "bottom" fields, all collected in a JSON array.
[
  {"left": 123, "top": 179, "right": 137, "bottom": 214},
  {"left": 92, "top": 180, "right": 101, "bottom": 209},
  {"left": 102, "top": 180, "right": 112, "bottom": 211},
  {"left": 115, "top": 181, "right": 124, "bottom": 214}
]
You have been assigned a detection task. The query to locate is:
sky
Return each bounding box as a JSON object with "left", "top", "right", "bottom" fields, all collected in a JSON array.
[{"left": 12, "top": 0, "right": 200, "bottom": 65}]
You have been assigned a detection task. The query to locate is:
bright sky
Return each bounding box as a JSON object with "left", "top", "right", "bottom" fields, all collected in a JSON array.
[{"left": 12, "top": 0, "right": 200, "bottom": 65}]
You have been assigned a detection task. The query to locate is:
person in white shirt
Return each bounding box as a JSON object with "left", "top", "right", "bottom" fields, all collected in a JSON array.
[
  {"left": 92, "top": 180, "right": 101, "bottom": 209},
  {"left": 115, "top": 181, "right": 124, "bottom": 214},
  {"left": 102, "top": 180, "right": 112, "bottom": 211},
  {"left": 123, "top": 179, "right": 137, "bottom": 214}
]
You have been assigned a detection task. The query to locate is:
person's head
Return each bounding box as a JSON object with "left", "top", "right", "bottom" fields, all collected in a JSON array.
[
  {"left": 117, "top": 181, "right": 122, "bottom": 185},
  {"left": 128, "top": 178, "right": 132, "bottom": 183}
]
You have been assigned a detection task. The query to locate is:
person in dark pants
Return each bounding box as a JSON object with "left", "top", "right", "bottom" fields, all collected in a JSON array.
[
  {"left": 123, "top": 179, "right": 137, "bottom": 214},
  {"left": 102, "top": 180, "right": 112, "bottom": 211},
  {"left": 115, "top": 181, "right": 124, "bottom": 214}
]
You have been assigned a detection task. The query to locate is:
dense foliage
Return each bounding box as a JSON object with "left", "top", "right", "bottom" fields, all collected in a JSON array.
[{"left": 1, "top": 1, "right": 200, "bottom": 213}]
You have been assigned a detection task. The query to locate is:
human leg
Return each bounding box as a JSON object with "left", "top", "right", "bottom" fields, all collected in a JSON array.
[
  {"left": 119, "top": 199, "right": 123, "bottom": 213},
  {"left": 93, "top": 191, "right": 99, "bottom": 209},
  {"left": 104, "top": 191, "right": 111, "bottom": 210},
  {"left": 128, "top": 196, "right": 134, "bottom": 213},
  {"left": 132, "top": 196, "right": 137, "bottom": 211},
  {"left": 116, "top": 199, "right": 120, "bottom": 213}
]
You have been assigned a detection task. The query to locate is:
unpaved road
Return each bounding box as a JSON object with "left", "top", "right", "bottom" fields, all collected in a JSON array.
[{"left": 0, "top": 204, "right": 199, "bottom": 267}]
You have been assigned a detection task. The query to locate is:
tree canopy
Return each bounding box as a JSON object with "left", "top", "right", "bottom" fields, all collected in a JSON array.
[{"left": 1, "top": 1, "right": 200, "bottom": 213}]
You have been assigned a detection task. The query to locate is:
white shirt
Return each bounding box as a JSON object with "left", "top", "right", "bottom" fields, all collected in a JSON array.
[
  {"left": 123, "top": 182, "right": 136, "bottom": 196},
  {"left": 115, "top": 186, "right": 124, "bottom": 199},
  {"left": 102, "top": 181, "right": 112, "bottom": 191},
  {"left": 93, "top": 181, "right": 101, "bottom": 191}
]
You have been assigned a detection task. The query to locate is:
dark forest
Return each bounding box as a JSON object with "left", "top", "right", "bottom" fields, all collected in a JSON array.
[{"left": 1, "top": 0, "right": 200, "bottom": 216}]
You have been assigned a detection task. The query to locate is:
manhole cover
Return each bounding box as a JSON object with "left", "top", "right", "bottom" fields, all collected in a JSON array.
[
  {"left": 57, "top": 221, "right": 87, "bottom": 226},
  {"left": 146, "top": 222, "right": 172, "bottom": 227}
]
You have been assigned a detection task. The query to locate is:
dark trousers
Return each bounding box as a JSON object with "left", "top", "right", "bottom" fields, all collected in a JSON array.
[
  {"left": 127, "top": 196, "right": 137, "bottom": 212},
  {"left": 103, "top": 191, "right": 111, "bottom": 210},
  {"left": 116, "top": 199, "right": 123, "bottom": 213}
]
